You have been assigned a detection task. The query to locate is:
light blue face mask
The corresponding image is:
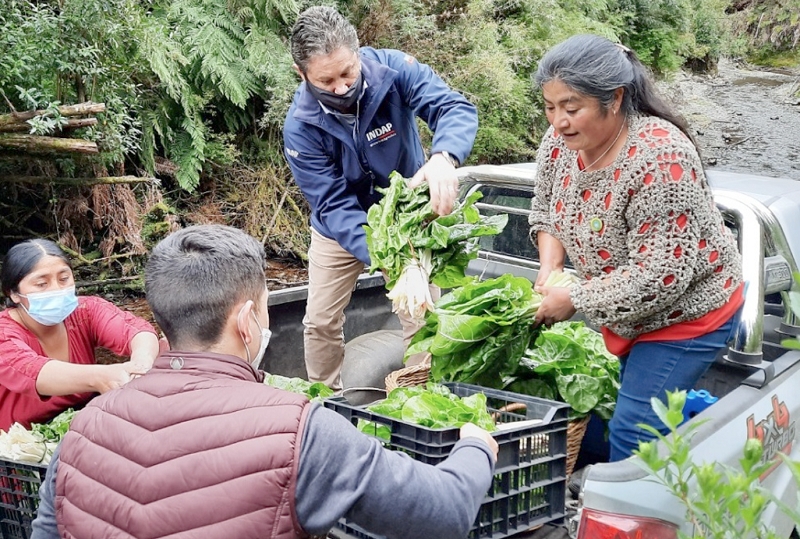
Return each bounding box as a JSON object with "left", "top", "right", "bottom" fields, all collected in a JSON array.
[{"left": 18, "top": 286, "right": 79, "bottom": 326}]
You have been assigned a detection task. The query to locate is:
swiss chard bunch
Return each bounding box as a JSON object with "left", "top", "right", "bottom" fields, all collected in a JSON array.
[
  {"left": 31, "top": 408, "right": 77, "bottom": 443},
  {"left": 406, "top": 274, "right": 543, "bottom": 389},
  {"left": 509, "top": 321, "right": 619, "bottom": 419},
  {"left": 358, "top": 383, "right": 496, "bottom": 440},
  {"left": 364, "top": 171, "right": 508, "bottom": 321}
]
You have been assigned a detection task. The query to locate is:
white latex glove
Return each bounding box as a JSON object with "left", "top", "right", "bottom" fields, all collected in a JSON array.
[{"left": 408, "top": 153, "right": 459, "bottom": 216}]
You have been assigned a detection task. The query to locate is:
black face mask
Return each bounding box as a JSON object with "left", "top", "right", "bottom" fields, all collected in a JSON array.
[{"left": 306, "top": 72, "right": 363, "bottom": 114}]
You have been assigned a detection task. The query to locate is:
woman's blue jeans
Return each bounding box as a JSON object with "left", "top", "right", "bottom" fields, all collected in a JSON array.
[{"left": 608, "top": 314, "right": 738, "bottom": 461}]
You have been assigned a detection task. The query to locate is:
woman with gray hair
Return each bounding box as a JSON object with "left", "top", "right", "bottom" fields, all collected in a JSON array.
[{"left": 528, "top": 34, "right": 744, "bottom": 461}]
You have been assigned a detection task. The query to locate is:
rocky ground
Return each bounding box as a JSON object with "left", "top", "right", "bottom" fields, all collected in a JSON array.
[{"left": 659, "top": 58, "right": 800, "bottom": 179}]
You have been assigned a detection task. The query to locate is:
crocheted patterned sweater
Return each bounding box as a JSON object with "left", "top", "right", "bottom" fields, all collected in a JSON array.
[{"left": 529, "top": 115, "right": 742, "bottom": 339}]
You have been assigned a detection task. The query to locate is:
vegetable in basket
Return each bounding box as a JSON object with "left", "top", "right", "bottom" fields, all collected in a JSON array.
[
  {"left": 507, "top": 321, "right": 620, "bottom": 420},
  {"left": 263, "top": 373, "right": 334, "bottom": 402},
  {"left": 0, "top": 408, "right": 77, "bottom": 464},
  {"left": 364, "top": 171, "right": 508, "bottom": 320},
  {"left": 403, "top": 268, "right": 618, "bottom": 419},
  {"left": 358, "top": 384, "right": 496, "bottom": 440}
]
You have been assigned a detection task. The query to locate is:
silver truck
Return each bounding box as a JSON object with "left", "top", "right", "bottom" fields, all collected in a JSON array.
[{"left": 261, "top": 163, "right": 800, "bottom": 538}]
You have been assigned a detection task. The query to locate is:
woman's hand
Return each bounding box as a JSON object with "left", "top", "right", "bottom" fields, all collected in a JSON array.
[
  {"left": 534, "top": 232, "right": 566, "bottom": 293},
  {"left": 534, "top": 267, "right": 556, "bottom": 292},
  {"left": 94, "top": 362, "right": 149, "bottom": 393},
  {"left": 534, "top": 286, "right": 576, "bottom": 326},
  {"left": 128, "top": 331, "right": 161, "bottom": 370}
]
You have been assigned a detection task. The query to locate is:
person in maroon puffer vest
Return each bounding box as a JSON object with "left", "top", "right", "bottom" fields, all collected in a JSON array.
[{"left": 31, "top": 224, "right": 498, "bottom": 539}]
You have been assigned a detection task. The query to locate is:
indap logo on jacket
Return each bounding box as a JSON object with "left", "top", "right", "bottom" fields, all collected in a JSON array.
[{"left": 366, "top": 122, "right": 396, "bottom": 147}]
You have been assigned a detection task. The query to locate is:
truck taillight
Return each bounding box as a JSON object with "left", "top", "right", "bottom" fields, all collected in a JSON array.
[{"left": 577, "top": 508, "right": 679, "bottom": 539}]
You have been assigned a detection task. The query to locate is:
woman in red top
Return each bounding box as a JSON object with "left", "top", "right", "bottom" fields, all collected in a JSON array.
[{"left": 0, "top": 239, "right": 160, "bottom": 430}]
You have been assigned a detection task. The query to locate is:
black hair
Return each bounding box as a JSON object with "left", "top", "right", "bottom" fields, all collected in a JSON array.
[
  {"left": 145, "top": 225, "right": 267, "bottom": 349},
  {"left": 1, "top": 239, "right": 71, "bottom": 307},
  {"left": 534, "top": 34, "right": 695, "bottom": 144}
]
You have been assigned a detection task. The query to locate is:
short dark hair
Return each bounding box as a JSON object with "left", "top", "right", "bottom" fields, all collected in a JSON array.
[
  {"left": 534, "top": 34, "right": 694, "bottom": 144},
  {"left": 145, "top": 225, "right": 267, "bottom": 349},
  {"left": 1, "top": 239, "right": 71, "bottom": 307},
  {"left": 290, "top": 6, "right": 359, "bottom": 72}
]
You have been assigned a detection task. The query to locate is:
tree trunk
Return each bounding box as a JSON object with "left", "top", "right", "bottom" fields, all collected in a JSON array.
[
  {"left": 0, "top": 175, "right": 156, "bottom": 185},
  {"left": 0, "top": 102, "right": 106, "bottom": 129},
  {"left": 0, "top": 134, "right": 98, "bottom": 154},
  {"left": 0, "top": 118, "right": 98, "bottom": 133}
]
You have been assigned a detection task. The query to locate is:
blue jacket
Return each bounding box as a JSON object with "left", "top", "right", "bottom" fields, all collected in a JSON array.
[{"left": 283, "top": 47, "right": 479, "bottom": 264}]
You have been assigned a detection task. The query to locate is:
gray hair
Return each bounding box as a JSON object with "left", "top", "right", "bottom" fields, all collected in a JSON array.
[
  {"left": 534, "top": 34, "right": 694, "bottom": 142},
  {"left": 145, "top": 225, "right": 266, "bottom": 349},
  {"left": 290, "top": 6, "right": 359, "bottom": 72}
]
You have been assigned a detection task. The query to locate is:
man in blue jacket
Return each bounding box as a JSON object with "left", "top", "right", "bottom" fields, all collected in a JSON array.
[{"left": 283, "top": 6, "right": 479, "bottom": 389}]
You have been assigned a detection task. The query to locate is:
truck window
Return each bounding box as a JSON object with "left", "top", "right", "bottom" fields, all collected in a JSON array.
[{"left": 472, "top": 184, "right": 572, "bottom": 268}]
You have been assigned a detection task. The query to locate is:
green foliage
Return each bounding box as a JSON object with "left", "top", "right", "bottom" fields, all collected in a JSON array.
[
  {"left": 0, "top": 0, "right": 299, "bottom": 191},
  {"left": 731, "top": 0, "right": 800, "bottom": 61},
  {"left": 612, "top": 0, "right": 691, "bottom": 72},
  {"left": 635, "top": 391, "right": 783, "bottom": 538},
  {"left": 0, "top": 0, "right": 744, "bottom": 266}
]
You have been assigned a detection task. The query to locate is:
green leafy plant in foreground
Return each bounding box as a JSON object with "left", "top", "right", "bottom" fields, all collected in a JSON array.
[{"left": 634, "top": 391, "right": 785, "bottom": 538}]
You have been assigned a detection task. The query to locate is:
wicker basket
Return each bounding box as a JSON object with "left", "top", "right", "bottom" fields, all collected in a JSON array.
[
  {"left": 384, "top": 362, "right": 590, "bottom": 477},
  {"left": 384, "top": 361, "right": 431, "bottom": 392},
  {"left": 565, "top": 415, "right": 590, "bottom": 477}
]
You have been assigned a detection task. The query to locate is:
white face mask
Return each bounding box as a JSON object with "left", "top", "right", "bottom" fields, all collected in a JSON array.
[
  {"left": 250, "top": 313, "right": 271, "bottom": 369},
  {"left": 239, "top": 305, "right": 271, "bottom": 369}
]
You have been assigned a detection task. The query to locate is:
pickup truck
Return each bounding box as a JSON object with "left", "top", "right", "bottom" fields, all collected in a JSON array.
[{"left": 260, "top": 163, "right": 800, "bottom": 539}]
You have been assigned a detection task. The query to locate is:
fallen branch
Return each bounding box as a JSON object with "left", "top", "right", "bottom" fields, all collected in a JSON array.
[
  {"left": 729, "top": 136, "right": 753, "bottom": 147},
  {"left": 0, "top": 102, "right": 106, "bottom": 128},
  {"left": 76, "top": 276, "right": 142, "bottom": 288},
  {"left": 58, "top": 245, "right": 137, "bottom": 267},
  {"left": 1, "top": 175, "right": 156, "bottom": 186},
  {"left": 0, "top": 118, "right": 98, "bottom": 133},
  {"left": 0, "top": 134, "right": 98, "bottom": 154}
]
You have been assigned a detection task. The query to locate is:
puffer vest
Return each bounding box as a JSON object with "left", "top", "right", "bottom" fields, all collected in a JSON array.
[{"left": 55, "top": 351, "right": 311, "bottom": 539}]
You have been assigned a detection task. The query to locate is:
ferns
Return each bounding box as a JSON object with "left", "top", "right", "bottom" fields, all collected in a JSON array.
[{"left": 1, "top": 0, "right": 298, "bottom": 191}]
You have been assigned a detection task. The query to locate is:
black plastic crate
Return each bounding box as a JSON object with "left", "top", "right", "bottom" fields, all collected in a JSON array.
[
  {"left": 0, "top": 458, "right": 48, "bottom": 539},
  {"left": 324, "top": 382, "right": 570, "bottom": 539}
]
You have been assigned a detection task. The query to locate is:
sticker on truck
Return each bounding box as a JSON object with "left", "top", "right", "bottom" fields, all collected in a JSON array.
[{"left": 746, "top": 394, "right": 796, "bottom": 480}]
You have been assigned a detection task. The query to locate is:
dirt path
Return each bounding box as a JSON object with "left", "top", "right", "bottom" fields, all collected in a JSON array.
[{"left": 660, "top": 58, "right": 800, "bottom": 179}]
